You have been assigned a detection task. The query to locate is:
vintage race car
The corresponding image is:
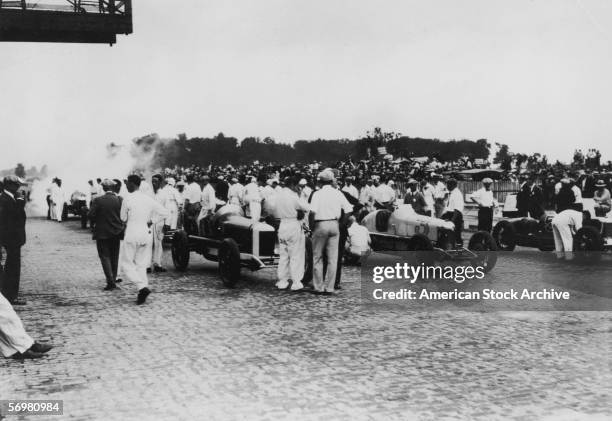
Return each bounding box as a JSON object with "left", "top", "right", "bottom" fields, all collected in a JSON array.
[
  {"left": 62, "top": 191, "right": 89, "bottom": 228},
  {"left": 493, "top": 195, "right": 612, "bottom": 255},
  {"left": 361, "top": 205, "right": 498, "bottom": 272},
  {"left": 170, "top": 204, "right": 312, "bottom": 287}
]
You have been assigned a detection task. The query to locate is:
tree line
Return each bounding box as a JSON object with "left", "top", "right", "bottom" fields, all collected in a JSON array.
[{"left": 144, "top": 128, "right": 492, "bottom": 168}]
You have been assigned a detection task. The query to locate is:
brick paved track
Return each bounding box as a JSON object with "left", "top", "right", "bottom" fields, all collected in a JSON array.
[{"left": 1, "top": 218, "right": 611, "bottom": 420}]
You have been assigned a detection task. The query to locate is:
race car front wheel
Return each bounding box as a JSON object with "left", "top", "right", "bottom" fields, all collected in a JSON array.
[
  {"left": 492, "top": 221, "right": 516, "bottom": 251},
  {"left": 171, "top": 230, "right": 190, "bottom": 271},
  {"left": 573, "top": 226, "right": 603, "bottom": 263},
  {"left": 219, "top": 238, "right": 241, "bottom": 288}
]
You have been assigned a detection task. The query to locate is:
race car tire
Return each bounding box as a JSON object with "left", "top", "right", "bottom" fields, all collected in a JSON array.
[
  {"left": 171, "top": 230, "right": 190, "bottom": 271},
  {"left": 468, "top": 231, "right": 498, "bottom": 273},
  {"left": 573, "top": 226, "right": 603, "bottom": 263},
  {"left": 302, "top": 236, "right": 313, "bottom": 285},
  {"left": 219, "top": 238, "right": 241, "bottom": 288},
  {"left": 492, "top": 220, "right": 516, "bottom": 251}
]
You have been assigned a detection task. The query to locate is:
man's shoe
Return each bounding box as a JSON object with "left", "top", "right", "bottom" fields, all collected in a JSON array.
[
  {"left": 115, "top": 278, "right": 123, "bottom": 283},
  {"left": 290, "top": 281, "right": 304, "bottom": 291},
  {"left": 10, "top": 298, "right": 27, "bottom": 306},
  {"left": 136, "top": 287, "right": 151, "bottom": 305},
  {"left": 30, "top": 342, "right": 53, "bottom": 354},
  {"left": 153, "top": 266, "right": 167, "bottom": 273},
  {"left": 12, "top": 349, "right": 45, "bottom": 360},
  {"left": 103, "top": 284, "right": 118, "bottom": 291},
  {"left": 276, "top": 280, "right": 290, "bottom": 290}
]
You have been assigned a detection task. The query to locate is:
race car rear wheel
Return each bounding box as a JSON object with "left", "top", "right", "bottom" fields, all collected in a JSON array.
[
  {"left": 574, "top": 226, "right": 603, "bottom": 263},
  {"left": 219, "top": 238, "right": 241, "bottom": 288},
  {"left": 171, "top": 230, "right": 190, "bottom": 271},
  {"left": 468, "top": 231, "right": 498, "bottom": 273},
  {"left": 492, "top": 221, "right": 516, "bottom": 251}
]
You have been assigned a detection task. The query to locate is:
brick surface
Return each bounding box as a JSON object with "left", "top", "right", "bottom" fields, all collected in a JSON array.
[{"left": 0, "top": 217, "right": 611, "bottom": 420}]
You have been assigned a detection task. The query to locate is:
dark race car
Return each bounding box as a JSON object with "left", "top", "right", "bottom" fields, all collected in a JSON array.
[
  {"left": 493, "top": 195, "right": 612, "bottom": 258},
  {"left": 62, "top": 191, "right": 89, "bottom": 228},
  {"left": 170, "top": 204, "right": 312, "bottom": 288}
]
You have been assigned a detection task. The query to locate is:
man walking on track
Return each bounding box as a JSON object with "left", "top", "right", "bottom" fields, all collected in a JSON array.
[
  {"left": 120, "top": 175, "right": 169, "bottom": 305},
  {"left": 88, "top": 179, "right": 124, "bottom": 291},
  {"left": 0, "top": 293, "right": 53, "bottom": 359}
]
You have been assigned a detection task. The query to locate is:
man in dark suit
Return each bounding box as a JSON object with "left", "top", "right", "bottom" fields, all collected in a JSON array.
[
  {"left": 0, "top": 176, "right": 28, "bottom": 305},
  {"left": 88, "top": 179, "right": 124, "bottom": 291}
]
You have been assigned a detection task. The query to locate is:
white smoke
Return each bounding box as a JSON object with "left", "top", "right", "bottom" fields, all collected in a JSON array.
[{"left": 28, "top": 134, "right": 170, "bottom": 216}]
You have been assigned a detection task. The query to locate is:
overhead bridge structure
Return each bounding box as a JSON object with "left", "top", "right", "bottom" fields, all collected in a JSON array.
[{"left": 0, "top": 0, "right": 132, "bottom": 45}]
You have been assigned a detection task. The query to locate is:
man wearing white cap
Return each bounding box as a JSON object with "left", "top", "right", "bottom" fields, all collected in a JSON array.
[
  {"left": 162, "top": 177, "right": 183, "bottom": 230},
  {"left": 228, "top": 177, "right": 244, "bottom": 207},
  {"left": 244, "top": 176, "right": 262, "bottom": 221},
  {"left": 275, "top": 176, "right": 310, "bottom": 291},
  {"left": 471, "top": 178, "right": 498, "bottom": 232},
  {"left": 309, "top": 169, "right": 353, "bottom": 294},
  {"left": 0, "top": 176, "right": 28, "bottom": 305},
  {"left": 120, "top": 175, "right": 169, "bottom": 304}
]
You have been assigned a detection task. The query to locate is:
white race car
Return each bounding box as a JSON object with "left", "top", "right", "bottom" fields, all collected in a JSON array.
[{"left": 361, "top": 205, "right": 497, "bottom": 272}]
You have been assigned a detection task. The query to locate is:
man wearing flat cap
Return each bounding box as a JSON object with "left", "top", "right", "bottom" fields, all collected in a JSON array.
[
  {"left": 0, "top": 176, "right": 28, "bottom": 305},
  {"left": 471, "top": 178, "right": 498, "bottom": 232},
  {"left": 403, "top": 179, "right": 428, "bottom": 216},
  {"left": 309, "top": 169, "right": 353, "bottom": 294},
  {"left": 88, "top": 179, "right": 125, "bottom": 291}
]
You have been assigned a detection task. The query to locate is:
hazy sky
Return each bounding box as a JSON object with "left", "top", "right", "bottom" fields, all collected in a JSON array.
[{"left": 2, "top": 0, "right": 612, "bottom": 169}]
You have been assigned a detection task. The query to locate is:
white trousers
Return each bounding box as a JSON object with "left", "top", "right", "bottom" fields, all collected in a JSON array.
[
  {"left": 151, "top": 223, "right": 164, "bottom": 267},
  {"left": 552, "top": 222, "right": 573, "bottom": 257},
  {"left": 167, "top": 204, "right": 179, "bottom": 230},
  {"left": 312, "top": 220, "right": 340, "bottom": 292},
  {"left": 121, "top": 240, "right": 152, "bottom": 290},
  {"left": 0, "top": 293, "right": 34, "bottom": 357},
  {"left": 248, "top": 201, "right": 261, "bottom": 222},
  {"left": 50, "top": 203, "right": 63, "bottom": 221},
  {"left": 277, "top": 220, "right": 305, "bottom": 285}
]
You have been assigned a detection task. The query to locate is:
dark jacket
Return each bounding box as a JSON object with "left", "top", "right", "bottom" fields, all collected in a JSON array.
[
  {"left": 403, "top": 190, "right": 428, "bottom": 215},
  {"left": 88, "top": 192, "right": 124, "bottom": 240},
  {"left": 0, "top": 191, "right": 26, "bottom": 247}
]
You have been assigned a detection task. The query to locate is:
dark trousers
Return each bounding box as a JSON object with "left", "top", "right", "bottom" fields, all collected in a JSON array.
[
  {"left": 477, "top": 207, "right": 493, "bottom": 232},
  {"left": 334, "top": 225, "right": 348, "bottom": 288},
  {"left": 442, "top": 210, "right": 463, "bottom": 245},
  {"left": 1, "top": 245, "right": 21, "bottom": 302},
  {"left": 96, "top": 237, "right": 121, "bottom": 285}
]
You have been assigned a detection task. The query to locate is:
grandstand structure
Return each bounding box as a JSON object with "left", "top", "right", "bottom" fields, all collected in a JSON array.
[{"left": 0, "top": 0, "right": 132, "bottom": 44}]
